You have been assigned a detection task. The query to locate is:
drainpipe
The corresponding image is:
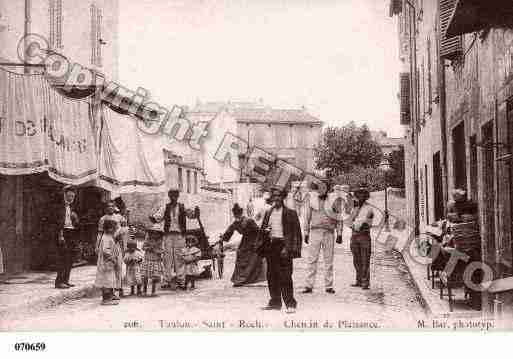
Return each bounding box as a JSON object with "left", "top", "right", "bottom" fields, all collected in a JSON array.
[{"left": 23, "top": 0, "right": 31, "bottom": 74}]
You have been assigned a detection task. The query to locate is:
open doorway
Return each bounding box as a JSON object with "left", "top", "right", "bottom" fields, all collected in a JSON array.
[{"left": 452, "top": 121, "right": 467, "bottom": 192}]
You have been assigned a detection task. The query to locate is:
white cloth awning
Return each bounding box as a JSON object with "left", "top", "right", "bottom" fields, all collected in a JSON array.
[
  {"left": 98, "top": 106, "right": 166, "bottom": 193},
  {"left": 0, "top": 69, "right": 97, "bottom": 184}
]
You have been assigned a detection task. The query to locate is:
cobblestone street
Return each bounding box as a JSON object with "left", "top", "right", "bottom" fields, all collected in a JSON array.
[{"left": 1, "top": 228, "right": 426, "bottom": 331}]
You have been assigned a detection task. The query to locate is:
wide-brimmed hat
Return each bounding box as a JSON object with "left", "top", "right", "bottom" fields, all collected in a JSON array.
[
  {"left": 232, "top": 203, "right": 244, "bottom": 215},
  {"left": 353, "top": 182, "right": 370, "bottom": 195},
  {"left": 147, "top": 222, "right": 164, "bottom": 233},
  {"left": 270, "top": 186, "right": 288, "bottom": 198}
]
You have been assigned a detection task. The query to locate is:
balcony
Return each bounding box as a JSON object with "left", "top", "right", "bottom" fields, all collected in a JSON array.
[{"left": 446, "top": 0, "right": 513, "bottom": 37}]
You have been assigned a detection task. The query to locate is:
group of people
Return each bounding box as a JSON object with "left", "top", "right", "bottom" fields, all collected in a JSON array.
[
  {"left": 94, "top": 189, "right": 204, "bottom": 305},
  {"left": 220, "top": 180, "right": 375, "bottom": 314},
  {"left": 53, "top": 179, "right": 376, "bottom": 311}
]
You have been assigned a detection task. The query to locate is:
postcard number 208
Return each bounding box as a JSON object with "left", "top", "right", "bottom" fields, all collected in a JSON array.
[{"left": 14, "top": 343, "right": 46, "bottom": 351}]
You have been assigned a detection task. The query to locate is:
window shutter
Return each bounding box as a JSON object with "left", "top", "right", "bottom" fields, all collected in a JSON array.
[
  {"left": 400, "top": 72, "right": 411, "bottom": 125},
  {"left": 438, "top": 0, "right": 462, "bottom": 60},
  {"left": 49, "top": 0, "right": 55, "bottom": 48},
  {"left": 97, "top": 7, "right": 102, "bottom": 67},
  {"left": 49, "top": 0, "right": 62, "bottom": 49},
  {"left": 389, "top": 0, "right": 402, "bottom": 17},
  {"left": 55, "top": 0, "right": 62, "bottom": 48},
  {"left": 90, "top": 5, "right": 97, "bottom": 64}
]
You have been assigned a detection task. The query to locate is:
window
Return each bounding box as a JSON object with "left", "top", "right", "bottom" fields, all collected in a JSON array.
[
  {"left": 427, "top": 36, "right": 433, "bottom": 114},
  {"left": 194, "top": 172, "right": 198, "bottom": 194},
  {"left": 178, "top": 167, "right": 183, "bottom": 191},
  {"left": 419, "top": 167, "right": 425, "bottom": 222},
  {"left": 186, "top": 170, "right": 191, "bottom": 194},
  {"left": 438, "top": 0, "right": 462, "bottom": 61},
  {"left": 421, "top": 59, "right": 426, "bottom": 124},
  {"left": 49, "top": 0, "right": 63, "bottom": 49},
  {"left": 469, "top": 135, "right": 478, "bottom": 202},
  {"left": 400, "top": 72, "right": 411, "bottom": 125},
  {"left": 90, "top": 4, "right": 102, "bottom": 66}
]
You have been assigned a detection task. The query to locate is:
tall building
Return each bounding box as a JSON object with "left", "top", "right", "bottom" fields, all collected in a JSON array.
[
  {"left": 390, "top": 0, "right": 513, "bottom": 317},
  {"left": 193, "top": 100, "right": 323, "bottom": 185}
]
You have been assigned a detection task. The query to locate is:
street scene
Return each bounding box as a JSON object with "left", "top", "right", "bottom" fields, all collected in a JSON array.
[{"left": 1, "top": 0, "right": 513, "bottom": 334}]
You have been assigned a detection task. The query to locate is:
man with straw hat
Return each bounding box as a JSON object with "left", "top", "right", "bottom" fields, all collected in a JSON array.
[
  {"left": 150, "top": 187, "right": 188, "bottom": 290},
  {"left": 349, "top": 182, "right": 374, "bottom": 290}
]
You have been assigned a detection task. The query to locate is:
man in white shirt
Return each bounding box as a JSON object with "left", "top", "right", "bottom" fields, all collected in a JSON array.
[
  {"left": 259, "top": 187, "right": 302, "bottom": 314},
  {"left": 349, "top": 183, "right": 374, "bottom": 290},
  {"left": 302, "top": 181, "right": 343, "bottom": 294},
  {"left": 55, "top": 185, "right": 80, "bottom": 289},
  {"left": 150, "top": 188, "right": 188, "bottom": 290}
]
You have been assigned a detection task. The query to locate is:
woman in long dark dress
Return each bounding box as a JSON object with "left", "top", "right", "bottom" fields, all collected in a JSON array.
[{"left": 221, "top": 203, "right": 266, "bottom": 286}]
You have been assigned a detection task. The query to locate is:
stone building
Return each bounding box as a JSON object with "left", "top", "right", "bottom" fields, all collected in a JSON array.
[
  {"left": 371, "top": 130, "right": 404, "bottom": 157},
  {"left": 0, "top": 0, "right": 119, "bottom": 274},
  {"left": 390, "top": 0, "right": 513, "bottom": 317}
]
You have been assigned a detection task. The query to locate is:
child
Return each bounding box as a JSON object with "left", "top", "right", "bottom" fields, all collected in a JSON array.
[
  {"left": 113, "top": 217, "right": 129, "bottom": 298},
  {"left": 124, "top": 241, "right": 143, "bottom": 296},
  {"left": 141, "top": 227, "right": 164, "bottom": 297},
  {"left": 94, "top": 219, "right": 121, "bottom": 305},
  {"left": 181, "top": 235, "right": 202, "bottom": 290}
]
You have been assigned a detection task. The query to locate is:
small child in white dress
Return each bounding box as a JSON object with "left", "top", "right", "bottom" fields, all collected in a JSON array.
[
  {"left": 123, "top": 241, "right": 143, "bottom": 296},
  {"left": 181, "top": 235, "right": 202, "bottom": 290}
]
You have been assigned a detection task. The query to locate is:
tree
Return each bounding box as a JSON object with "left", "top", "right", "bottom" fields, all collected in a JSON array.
[{"left": 314, "top": 122, "right": 383, "bottom": 176}]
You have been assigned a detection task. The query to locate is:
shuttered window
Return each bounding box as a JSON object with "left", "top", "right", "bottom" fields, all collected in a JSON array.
[
  {"left": 400, "top": 72, "right": 411, "bottom": 125},
  {"left": 427, "top": 36, "right": 433, "bottom": 114},
  {"left": 90, "top": 4, "right": 102, "bottom": 67},
  {"left": 49, "top": 0, "right": 63, "bottom": 49},
  {"left": 389, "top": 0, "right": 402, "bottom": 17},
  {"left": 438, "top": 0, "right": 462, "bottom": 60}
]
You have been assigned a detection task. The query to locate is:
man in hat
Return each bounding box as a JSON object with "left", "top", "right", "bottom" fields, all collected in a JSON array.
[
  {"left": 349, "top": 183, "right": 374, "bottom": 290},
  {"left": 150, "top": 188, "right": 188, "bottom": 290},
  {"left": 54, "top": 185, "right": 80, "bottom": 289},
  {"left": 258, "top": 187, "right": 302, "bottom": 313},
  {"left": 302, "top": 180, "right": 344, "bottom": 294}
]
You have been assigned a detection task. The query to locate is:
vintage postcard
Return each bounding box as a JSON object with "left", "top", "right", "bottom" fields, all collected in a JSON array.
[{"left": 0, "top": 0, "right": 512, "bottom": 337}]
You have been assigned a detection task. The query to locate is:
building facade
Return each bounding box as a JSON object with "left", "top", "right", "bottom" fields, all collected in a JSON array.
[
  {"left": 0, "top": 0, "right": 119, "bottom": 274},
  {"left": 0, "top": 0, "right": 119, "bottom": 80},
  {"left": 390, "top": 0, "right": 513, "bottom": 317}
]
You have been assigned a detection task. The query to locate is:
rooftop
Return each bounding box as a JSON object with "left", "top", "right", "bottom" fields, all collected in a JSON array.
[{"left": 188, "top": 100, "right": 323, "bottom": 125}]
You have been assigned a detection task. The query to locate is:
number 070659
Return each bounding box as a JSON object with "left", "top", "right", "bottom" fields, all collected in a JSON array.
[{"left": 14, "top": 342, "right": 46, "bottom": 351}]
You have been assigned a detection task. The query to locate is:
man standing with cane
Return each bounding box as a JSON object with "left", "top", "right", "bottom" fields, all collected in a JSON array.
[{"left": 257, "top": 187, "right": 302, "bottom": 314}]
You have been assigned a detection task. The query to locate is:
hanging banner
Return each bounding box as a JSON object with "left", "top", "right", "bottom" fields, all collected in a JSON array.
[
  {"left": 98, "top": 106, "right": 166, "bottom": 193},
  {"left": 0, "top": 69, "right": 98, "bottom": 184}
]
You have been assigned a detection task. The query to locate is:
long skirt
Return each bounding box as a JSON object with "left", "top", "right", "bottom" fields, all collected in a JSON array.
[{"left": 231, "top": 235, "right": 266, "bottom": 286}]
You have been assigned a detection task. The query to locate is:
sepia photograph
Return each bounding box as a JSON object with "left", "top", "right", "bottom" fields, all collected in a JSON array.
[{"left": 1, "top": 0, "right": 512, "bottom": 338}]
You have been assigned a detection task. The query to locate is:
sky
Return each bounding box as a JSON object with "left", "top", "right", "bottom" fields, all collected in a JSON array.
[{"left": 119, "top": 0, "right": 403, "bottom": 137}]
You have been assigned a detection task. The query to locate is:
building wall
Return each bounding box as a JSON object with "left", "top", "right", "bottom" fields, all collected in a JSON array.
[
  {"left": 0, "top": 1, "right": 119, "bottom": 275},
  {"left": 394, "top": 0, "right": 513, "bottom": 315},
  {"left": 0, "top": 0, "right": 119, "bottom": 80},
  {"left": 237, "top": 122, "right": 322, "bottom": 173}
]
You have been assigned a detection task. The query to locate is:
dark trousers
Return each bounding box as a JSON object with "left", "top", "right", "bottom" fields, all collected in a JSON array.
[
  {"left": 55, "top": 229, "right": 76, "bottom": 286},
  {"left": 265, "top": 240, "right": 297, "bottom": 308},
  {"left": 350, "top": 233, "right": 371, "bottom": 287}
]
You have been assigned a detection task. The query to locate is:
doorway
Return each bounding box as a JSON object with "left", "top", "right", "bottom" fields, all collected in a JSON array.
[
  {"left": 481, "top": 121, "right": 495, "bottom": 265},
  {"left": 433, "top": 152, "right": 444, "bottom": 221}
]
